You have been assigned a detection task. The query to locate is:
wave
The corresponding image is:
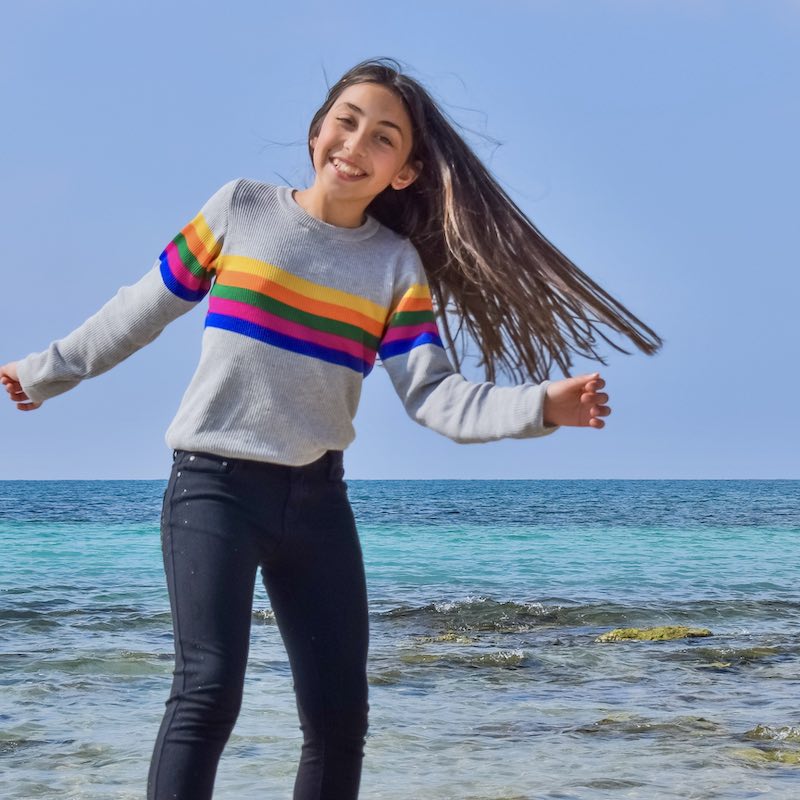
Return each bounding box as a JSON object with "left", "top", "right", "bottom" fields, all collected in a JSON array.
[
  {"left": 0, "top": 732, "right": 76, "bottom": 756},
  {"left": 375, "top": 595, "right": 800, "bottom": 634},
  {"left": 0, "top": 605, "right": 172, "bottom": 633},
  {"left": 744, "top": 725, "right": 800, "bottom": 742},
  {"left": 399, "top": 648, "right": 528, "bottom": 669}
]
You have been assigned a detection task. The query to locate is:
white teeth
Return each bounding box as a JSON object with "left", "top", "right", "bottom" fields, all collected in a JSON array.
[{"left": 332, "top": 158, "right": 365, "bottom": 177}]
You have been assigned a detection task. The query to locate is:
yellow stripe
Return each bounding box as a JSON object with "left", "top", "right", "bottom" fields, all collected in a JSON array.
[
  {"left": 400, "top": 284, "right": 432, "bottom": 300},
  {"left": 218, "top": 254, "right": 387, "bottom": 323},
  {"left": 192, "top": 213, "right": 218, "bottom": 254}
]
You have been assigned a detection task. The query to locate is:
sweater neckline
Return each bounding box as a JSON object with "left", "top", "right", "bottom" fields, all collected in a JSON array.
[{"left": 276, "top": 185, "right": 380, "bottom": 241}]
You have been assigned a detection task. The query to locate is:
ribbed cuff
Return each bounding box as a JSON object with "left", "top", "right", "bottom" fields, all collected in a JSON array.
[
  {"left": 14, "top": 355, "right": 47, "bottom": 405},
  {"left": 514, "top": 380, "right": 560, "bottom": 439}
]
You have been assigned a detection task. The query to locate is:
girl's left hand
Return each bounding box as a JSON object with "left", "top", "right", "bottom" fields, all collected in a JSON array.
[{"left": 543, "top": 372, "right": 610, "bottom": 429}]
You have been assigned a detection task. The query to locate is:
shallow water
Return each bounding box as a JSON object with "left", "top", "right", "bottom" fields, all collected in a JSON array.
[{"left": 1, "top": 480, "right": 799, "bottom": 799}]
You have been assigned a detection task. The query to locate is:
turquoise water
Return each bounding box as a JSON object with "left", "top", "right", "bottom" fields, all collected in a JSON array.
[{"left": 1, "top": 480, "right": 799, "bottom": 799}]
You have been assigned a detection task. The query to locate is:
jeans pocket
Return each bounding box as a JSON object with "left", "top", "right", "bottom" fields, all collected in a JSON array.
[
  {"left": 328, "top": 463, "right": 345, "bottom": 482},
  {"left": 160, "top": 488, "right": 167, "bottom": 527},
  {"left": 326, "top": 451, "right": 345, "bottom": 483},
  {"left": 160, "top": 476, "right": 175, "bottom": 548}
]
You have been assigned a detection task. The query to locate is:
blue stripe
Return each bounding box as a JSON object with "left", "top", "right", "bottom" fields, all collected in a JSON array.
[
  {"left": 159, "top": 254, "right": 210, "bottom": 302},
  {"left": 205, "top": 313, "right": 374, "bottom": 376},
  {"left": 378, "top": 332, "right": 444, "bottom": 361}
]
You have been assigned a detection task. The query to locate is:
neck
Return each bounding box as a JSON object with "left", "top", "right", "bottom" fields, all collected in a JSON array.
[{"left": 292, "top": 186, "right": 368, "bottom": 229}]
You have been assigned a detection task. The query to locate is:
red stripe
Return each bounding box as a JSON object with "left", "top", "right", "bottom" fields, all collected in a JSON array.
[
  {"left": 165, "top": 241, "right": 211, "bottom": 292},
  {"left": 208, "top": 296, "right": 376, "bottom": 362},
  {"left": 381, "top": 322, "right": 440, "bottom": 346}
]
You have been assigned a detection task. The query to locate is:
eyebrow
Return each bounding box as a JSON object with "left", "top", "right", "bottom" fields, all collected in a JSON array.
[{"left": 335, "top": 102, "right": 405, "bottom": 140}]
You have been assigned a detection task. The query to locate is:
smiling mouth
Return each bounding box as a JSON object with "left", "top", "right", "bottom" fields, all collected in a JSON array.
[{"left": 330, "top": 157, "right": 367, "bottom": 177}]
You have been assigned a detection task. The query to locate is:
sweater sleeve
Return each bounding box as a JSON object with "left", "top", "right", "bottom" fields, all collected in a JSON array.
[
  {"left": 16, "top": 179, "right": 239, "bottom": 405},
  {"left": 377, "top": 242, "right": 561, "bottom": 444}
]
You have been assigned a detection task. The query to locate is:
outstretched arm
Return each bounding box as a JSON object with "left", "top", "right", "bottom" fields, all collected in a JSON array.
[
  {"left": 381, "top": 243, "right": 611, "bottom": 443},
  {"left": 3, "top": 179, "right": 239, "bottom": 410},
  {"left": 10, "top": 265, "right": 202, "bottom": 406}
]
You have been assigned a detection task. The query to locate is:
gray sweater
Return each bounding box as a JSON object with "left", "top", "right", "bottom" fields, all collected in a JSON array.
[{"left": 16, "top": 179, "right": 559, "bottom": 465}]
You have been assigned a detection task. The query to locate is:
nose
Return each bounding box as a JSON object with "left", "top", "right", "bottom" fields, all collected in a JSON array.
[{"left": 344, "top": 126, "right": 369, "bottom": 157}]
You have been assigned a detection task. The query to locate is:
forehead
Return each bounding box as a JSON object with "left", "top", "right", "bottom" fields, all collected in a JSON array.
[{"left": 331, "top": 83, "right": 412, "bottom": 133}]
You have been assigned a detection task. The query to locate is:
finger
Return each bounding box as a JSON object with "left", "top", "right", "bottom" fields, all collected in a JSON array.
[
  {"left": 588, "top": 417, "right": 605, "bottom": 429},
  {"left": 17, "top": 401, "right": 41, "bottom": 411},
  {"left": 4, "top": 384, "right": 25, "bottom": 398},
  {"left": 581, "top": 382, "right": 605, "bottom": 397},
  {"left": 10, "top": 390, "right": 30, "bottom": 402},
  {"left": 573, "top": 372, "right": 600, "bottom": 388},
  {"left": 591, "top": 405, "right": 611, "bottom": 417},
  {"left": 582, "top": 390, "right": 609, "bottom": 404}
]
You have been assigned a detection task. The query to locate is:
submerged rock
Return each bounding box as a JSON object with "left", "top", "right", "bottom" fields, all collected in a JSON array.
[
  {"left": 572, "top": 713, "right": 721, "bottom": 737},
  {"left": 732, "top": 747, "right": 800, "bottom": 765},
  {"left": 665, "top": 644, "right": 784, "bottom": 673},
  {"left": 413, "top": 633, "right": 477, "bottom": 644},
  {"left": 596, "top": 625, "right": 712, "bottom": 642},
  {"left": 693, "top": 645, "right": 781, "bottom": 667},
  {"left": 367, "top": 669, "right": 404, "bottom": 686}
]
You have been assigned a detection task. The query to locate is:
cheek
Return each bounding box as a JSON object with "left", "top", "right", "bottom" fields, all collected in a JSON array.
[
  {"left": 377, "top": 153, "right": 404, "bottom": 176},
  {"left": 313, "top": 142, "right": 330, "bottom": 168},
  {"left": 314, "top": 130, "right": 336, "bottom": 160}
]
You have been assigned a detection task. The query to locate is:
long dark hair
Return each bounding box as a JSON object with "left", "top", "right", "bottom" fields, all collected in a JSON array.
[{"left": 306, "top": 57, "right": 663, "bottom": 383}]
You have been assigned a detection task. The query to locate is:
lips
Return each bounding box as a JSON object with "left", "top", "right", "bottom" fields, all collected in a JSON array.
[{"left": 330, "top": 157, "right": 367, "bottom": 177}]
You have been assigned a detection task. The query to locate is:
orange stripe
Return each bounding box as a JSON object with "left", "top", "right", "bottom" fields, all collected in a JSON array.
[
  {"left": 397, "top": 296, "right": 433, "bottom": 313},
  {"left": 182, "top": 221, "right": 216, "bottom": 269},
  {"left": 217, "top": 269, "right": 385, "bottom": 338}
]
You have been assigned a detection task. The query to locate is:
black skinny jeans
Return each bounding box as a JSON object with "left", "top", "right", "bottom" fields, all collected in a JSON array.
[{"left": 147, "top": 449, "right": 370, "bottom": 800}]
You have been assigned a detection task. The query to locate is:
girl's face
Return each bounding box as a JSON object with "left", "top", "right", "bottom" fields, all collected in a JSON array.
[{"left": 310, "top": 82, "right": 421, "bottom": 203}]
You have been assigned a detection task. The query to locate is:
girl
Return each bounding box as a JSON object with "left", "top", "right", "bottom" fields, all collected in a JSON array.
[{"left": 1, "top": 57, "right": 661, "bottom": 800}]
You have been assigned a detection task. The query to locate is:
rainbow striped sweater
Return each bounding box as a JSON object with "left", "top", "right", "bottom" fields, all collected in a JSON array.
[{"left": 16, "top": 179, "right": 559, "bottom": 465}]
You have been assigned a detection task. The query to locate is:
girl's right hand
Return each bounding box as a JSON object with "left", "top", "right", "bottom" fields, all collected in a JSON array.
[
  {"left": 543, "top": 372, "right": 610, "bottom": 429},
  {"left": 0, "top": 362, "right": 42, "bottom": 411}
]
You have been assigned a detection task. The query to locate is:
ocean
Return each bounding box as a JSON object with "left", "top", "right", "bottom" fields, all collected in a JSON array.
[{"left": 1, "top": 479, "right": 798, "bottom": 799}]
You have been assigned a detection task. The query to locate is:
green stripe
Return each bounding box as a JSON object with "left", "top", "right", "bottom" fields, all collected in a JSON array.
[
  {"left": 173, "top": 231, "right": 216, "bottom": 279},
  {"left": 390, "top": 309, "right": 435, "bottom": 327},
  {"left": 211, "top": 283, "right": 380, "bottom": 349}
]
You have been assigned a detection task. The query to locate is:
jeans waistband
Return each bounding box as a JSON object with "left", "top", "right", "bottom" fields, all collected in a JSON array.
[{"left": 172, "top": 448, "right": 344, "bottom": 480}]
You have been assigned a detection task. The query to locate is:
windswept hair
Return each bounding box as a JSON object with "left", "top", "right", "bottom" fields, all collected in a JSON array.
[{"left": 306, "top": 57, "right": 663, "bottom": 383}]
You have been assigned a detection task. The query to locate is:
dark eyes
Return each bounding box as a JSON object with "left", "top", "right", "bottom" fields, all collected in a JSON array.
[{"left": 336, "top": 117, "right": 393, "bottom": 146}]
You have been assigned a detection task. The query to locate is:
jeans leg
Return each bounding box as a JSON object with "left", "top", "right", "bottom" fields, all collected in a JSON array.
[
  {"left": 148, "top": 454, "right": 260, "bottom": 800},
  {"left": 261, "top": 474, "right": 370, "bottom": 800}
]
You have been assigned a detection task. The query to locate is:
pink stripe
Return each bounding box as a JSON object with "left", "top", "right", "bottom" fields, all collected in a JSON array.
[
  {"left": 209, "top": 296, "right": 375, "bottom": 362},
  {"left": 380, "top": 322, "right": 440, "bottom": 346},
  {"left": 165, "top": 241, "right": 211, "bottom": 292}
]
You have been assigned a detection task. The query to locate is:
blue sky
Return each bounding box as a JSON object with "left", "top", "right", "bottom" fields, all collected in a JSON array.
[{"left": 1, "top": 0, "right": 797, "bottom": 479}]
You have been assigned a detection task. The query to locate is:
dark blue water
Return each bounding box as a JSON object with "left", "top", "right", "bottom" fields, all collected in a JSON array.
[{"left": 2, "top": 480, "right": 799, "bottom": 799}]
